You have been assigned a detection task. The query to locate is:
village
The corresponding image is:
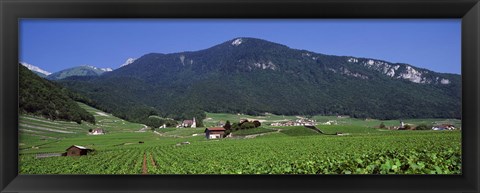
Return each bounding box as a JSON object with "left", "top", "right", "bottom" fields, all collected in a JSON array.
[
  {"left": 86, "top": 116, "right": 458, "bottom": 140},
  {"left": 269, "top": 117, "right": 318, "bottom": 127}
]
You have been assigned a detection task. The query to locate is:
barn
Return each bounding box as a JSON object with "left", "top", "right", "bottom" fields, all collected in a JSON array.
[
  {"left": 66, "top": 145, "right": 92, "bottom": 156},
  {"left": 204, "top": 127, "right": 226, "bottom": 139}
]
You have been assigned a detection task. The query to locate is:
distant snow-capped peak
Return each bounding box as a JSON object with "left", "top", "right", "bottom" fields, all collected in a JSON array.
[
  {"left": 120, "top": 58, "right": 136, "bottom": 67},
  {"left": 100, "top": 68, "right": 113, "bottom": 72},
  {"left": 20, "top": 62, "right": 51, "bottom": 75},
  {"left": 83, "top": 65, "right": 113, "bottom": 72}
]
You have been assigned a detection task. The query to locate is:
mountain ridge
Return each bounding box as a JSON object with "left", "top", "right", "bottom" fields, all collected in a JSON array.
[
  {"left": 21, "top": 62, "right": 51, "bottom": 77},
  {"left": 47, "top": 65, "right": 112, "bottom": 80},
  {"left": 115, "top": 37, "right": 457, "bottom": 85},
  {"left": 57, "top": 37, "right": 461, "bottom": 123}
]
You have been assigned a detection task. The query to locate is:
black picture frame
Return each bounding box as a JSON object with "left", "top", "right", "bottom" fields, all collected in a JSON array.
[{"left": 1, "top": 0, "right": 479, "bottom": 192}]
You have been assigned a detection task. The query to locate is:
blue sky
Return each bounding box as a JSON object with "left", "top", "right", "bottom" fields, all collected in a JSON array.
[{"left": 20, "top": 19, "right": 461, "bottom": 74}]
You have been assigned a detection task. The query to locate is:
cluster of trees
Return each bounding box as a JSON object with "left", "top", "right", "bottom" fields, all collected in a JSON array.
[
  {"left": 145, "top": 116, "right": 178, "bottom": 129},
  {"left": 415, "top": 124, "right": 430, "bottom": 130},
  {"left": 223, "top": 120, "right": 262, "bottom": 136},
  {"left": 19, "top": 64, "right": 95, "bottom": 124},
  {"left": 231, "top": 120, "right": 262, "bottom": 130},
  {"left": 141, "top": 108, "right": 206, "bottom": 129}
]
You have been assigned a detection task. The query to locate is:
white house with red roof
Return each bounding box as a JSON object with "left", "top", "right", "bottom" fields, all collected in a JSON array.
[{"left": 204, "top": 127, "right": 226, "bottom": 139}]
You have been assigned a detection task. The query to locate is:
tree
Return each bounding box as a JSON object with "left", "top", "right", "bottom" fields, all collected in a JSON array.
[
  {"left": 231, "top": 123, "right": 241, "bottom": 131},
  {"left": 224, "top": 120, "right": 231, "bottom": 130},
  {"left": 164, "top": 119, "right": 178, "bottom": 127},
  {"left": 415, "top": 124, "right": 429, "bottom": 130},
  {"left": 145, "top": 117, "right": 164, "bottom": 129},
  {"left": 222, "top": 120, "right": 232, "bottom": 137},
  {"left": 240, "top": 119, "right": 249, "bottom": 125},
  {"left": 241, "top": 122, "right": 255, "bottom": 130},
  {"left": 253, "top": 120, "right": 261, "bottom": 128},
  {"left": 379, "top": 122, "right": 386, "bottom": 129}
]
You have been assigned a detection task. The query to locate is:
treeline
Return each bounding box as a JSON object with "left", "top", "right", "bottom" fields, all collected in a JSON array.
[
  {"left": 19, "top": 64, "right": 95, "bottom": 124},
  {"left": 144, "top": 116, "right": 177, "bottom": 128},
  {"left": 144, "top": 110, "right": 206, "bottom": 129}
]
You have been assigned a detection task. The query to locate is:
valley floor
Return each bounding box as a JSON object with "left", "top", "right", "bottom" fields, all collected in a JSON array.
[{"left": 18, "top": 104, "right": 462, "bottom": 174}]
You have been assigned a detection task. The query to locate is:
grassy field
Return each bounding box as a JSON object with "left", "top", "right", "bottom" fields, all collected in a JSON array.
[
  {"left": 232, "top": 127, "right": 276, "bottom": 136},
  {"left": 77, "top": 102, "right": 146, "bottom": 132},
  {"left": 19, "top": 105, "right": 462, "bottom": 174},
  {"left": 19, "top": 102, "right": 145, "bottom": 154}
]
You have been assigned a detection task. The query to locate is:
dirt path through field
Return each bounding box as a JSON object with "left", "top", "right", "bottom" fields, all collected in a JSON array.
[
  {"left": 142, "top": 153, "right": 148, "bottom": 174},
  {"left": 153, "top": 131, "right": 186, "bottom": 138},
  {"left": 243, "top": 128, "right": 282, "bottom": 139},
  {"left": 137, "top": 124, "right": 149, "bottom": 132},
  {"left": 153, "top": 131, "right": 164, "bottom": 136},
  {"left": 95, "top": 112, "right": 109, "bottom": 116}
]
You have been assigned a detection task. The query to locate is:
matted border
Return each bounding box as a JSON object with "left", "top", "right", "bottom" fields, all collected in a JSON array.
[{"left": 1, "top": 0, "right": 479, "bottom": 192}]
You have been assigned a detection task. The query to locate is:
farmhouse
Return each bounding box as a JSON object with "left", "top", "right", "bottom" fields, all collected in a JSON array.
[
  {"left": 89, "top": 128, "right": 105, "bottom": 135},
  {"left": 205, "top": 127, "right": 226, "bottom": 139},
  {"left": 180, "top": 117, "right": 197, "bottom": 128},
  {"left": 66, "top": 145, "right": 92, "bottom": 156}
]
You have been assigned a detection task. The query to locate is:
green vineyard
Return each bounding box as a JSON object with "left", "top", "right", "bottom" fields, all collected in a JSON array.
[
  {"left": 20, "top": 126, "right": 461, "bottom": 174},
  {"left": 18, "top": 103, "right": 462, "bottom": 175}
]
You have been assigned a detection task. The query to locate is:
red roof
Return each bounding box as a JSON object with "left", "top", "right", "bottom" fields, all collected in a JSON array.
[
  {"left": 205, "top": 127, "right": 226, "bottom": 131},
  {"left": 66, "top": 145, "right": 90, "bottom": 151}
]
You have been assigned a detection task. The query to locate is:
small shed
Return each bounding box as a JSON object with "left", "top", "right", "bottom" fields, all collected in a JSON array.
[
  {"left": 90, "top": 128, "right": 105, "bottom": 135},
  {"left": 205, "top": 127, "right": 226, "bottom": 139},
  {"left": 66, "top": 145, "right": 92, "bottom": 156}
]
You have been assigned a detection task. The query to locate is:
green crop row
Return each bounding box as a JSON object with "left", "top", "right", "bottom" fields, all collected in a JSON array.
[{"left": 19, "top": 130, "right": 461, "bottom": 174}]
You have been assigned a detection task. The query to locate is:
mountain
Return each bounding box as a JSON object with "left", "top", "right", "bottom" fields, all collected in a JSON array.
[
  {"left": 57, "top": 37, "right": 461, "bottom": 123},
  {"left": 47, "top": 65, "right": 112, "bottom": 80},
  {"left": 20, "top": 62, "right": 51, "bottom": 77},
  {"left": 19, "top": 64, "right": 95, "bottom": 124},
  {"left": 120, "top": 58, "right": 136, "bottom": 67}
]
